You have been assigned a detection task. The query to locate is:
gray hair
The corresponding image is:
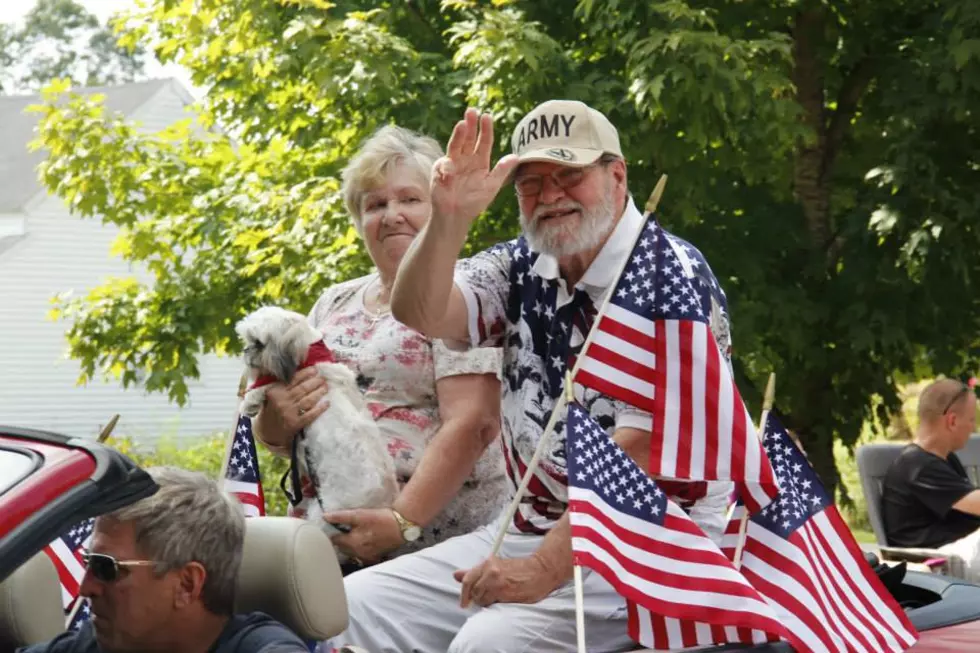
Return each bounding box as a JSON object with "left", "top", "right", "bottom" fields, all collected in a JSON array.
[
  {"left": 104, "top": 466, "right": 245, "bottom": 615},
  {"left": 341, "top": 124, "right": 443, "bottom": 233}
]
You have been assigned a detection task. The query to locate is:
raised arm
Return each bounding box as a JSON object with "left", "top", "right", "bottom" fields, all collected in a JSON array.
[{"left": 391, "top": 109, "right": 517, "bottom": 340}]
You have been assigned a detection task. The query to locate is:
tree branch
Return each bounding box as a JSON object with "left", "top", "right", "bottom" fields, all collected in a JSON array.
[{"left": 823, "top": 55, "right": 875, "bottom": 177}]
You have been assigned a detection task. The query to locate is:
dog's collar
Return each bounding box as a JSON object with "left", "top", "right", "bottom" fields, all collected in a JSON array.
[{"left": 247, "top": 340, "right": 335, "bottom": 390}]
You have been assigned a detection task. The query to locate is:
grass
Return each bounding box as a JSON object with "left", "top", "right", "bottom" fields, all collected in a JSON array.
[{"left": 850, "top": 528, "right": 877, "bottom": 545}]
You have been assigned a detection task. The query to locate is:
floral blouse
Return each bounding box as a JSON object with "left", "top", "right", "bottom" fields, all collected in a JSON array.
[{"left": 295, "top": 273, "right": 507, "bottom": 555}]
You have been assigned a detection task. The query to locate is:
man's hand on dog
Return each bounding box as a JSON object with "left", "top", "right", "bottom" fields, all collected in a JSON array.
[
  {"left": 261, "top": 368, "right": 331, "bottom": 447},
  {"left": 326, "top": 508, "right": 404, "bottom": 563}
]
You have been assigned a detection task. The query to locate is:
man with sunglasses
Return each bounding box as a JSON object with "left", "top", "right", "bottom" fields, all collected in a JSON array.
[
  {"left": 19, "top": 467, "right": 309, "bottom": 653},
  {"left": 883, "top": 378, "right": 980, "bottom": 578},
  {"left": 322, "top": 101, "right": 734, "bottom": 653}
]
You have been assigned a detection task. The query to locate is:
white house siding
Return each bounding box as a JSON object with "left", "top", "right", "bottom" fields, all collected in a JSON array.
[{"left": 0, "top": 80, "right": 245, "bottom": 441}]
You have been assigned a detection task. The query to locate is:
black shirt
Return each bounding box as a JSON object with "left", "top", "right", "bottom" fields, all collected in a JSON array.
[
  {"left": 17, "top": 612, "right": 309, "bottom": 653},
  {"left": 881, "top": 444, "right": 980, "bottom": 547}
]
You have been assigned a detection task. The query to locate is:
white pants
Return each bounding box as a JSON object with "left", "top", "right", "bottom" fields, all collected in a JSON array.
[
  {"left": 324, "top": 521, "right": 634, "bottom": 653},
  {"left": 939, "top": 527, "right": 980, "bottom": 581}
]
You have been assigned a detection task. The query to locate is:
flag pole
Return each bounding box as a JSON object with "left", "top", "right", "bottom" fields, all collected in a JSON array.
[
  {"left": 489, "top": 175, "right": 669, "bottom": 557},
  {"left": 732, "top": 372, "right": 775, "bottom": 568},
  {"left": 96, "top": 414, "right": 120, "bottom": 443},
  {"left": 64, "top": 595, "right": 87, "bottom": 629},
  {"left": 563, "top": 370, "right": 588, "bottom": 653}
]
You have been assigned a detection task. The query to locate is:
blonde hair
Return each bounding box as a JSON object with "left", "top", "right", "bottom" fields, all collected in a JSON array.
[{"left": 341, "top": 125, "right": 443, "bottom": 233}]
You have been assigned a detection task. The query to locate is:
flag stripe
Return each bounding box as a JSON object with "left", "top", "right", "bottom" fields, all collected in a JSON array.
[
  {"left": 570, "top": 501, "right": 791, "bottom": 601},
  {"left": 676, "top": 320, "right": 693, "bottom": 480},
  {"left": 591, "top": 323, "right": 656, "bottom": 370},
  {"left": 46, "top": 538, "right": 84, "bottom": 603},
  {"left": 727, "top": 413, "right": 918, "bottom": 653},
  {"left": 795, "top": 526, "right": 879, "bottom": 652},
  {"left": 811, "top": 511, "right": 917, "bottom": 647},
  {"left": 566, "top": 404, "right": 790, "bottom": 650}
]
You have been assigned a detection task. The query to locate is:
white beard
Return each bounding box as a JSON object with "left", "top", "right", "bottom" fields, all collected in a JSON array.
[
  {"left": 236, "top": 306, "right": 399, "bottom": 562},
  {"left": 520, "top": 185, "right": 616, "bottom": 258}
]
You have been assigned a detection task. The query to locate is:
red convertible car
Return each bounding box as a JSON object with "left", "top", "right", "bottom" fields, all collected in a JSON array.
[
  {"left": 0, "top": 426, "right": 348, "bottom": 652},
  {"left": 2, "top": 425, "right": 979, "bottom": 651}
]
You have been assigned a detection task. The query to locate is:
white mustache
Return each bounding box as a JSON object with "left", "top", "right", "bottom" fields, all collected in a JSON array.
[{"left": 531, "top": 200, "right": 584, "bottom": 223}]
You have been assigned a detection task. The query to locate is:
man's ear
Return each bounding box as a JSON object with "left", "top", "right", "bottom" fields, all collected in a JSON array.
[
  {"left": 173, "top": 562, "right": 208, "bottom": 610},
  {"left": 609, "top": 157, "right": 627, "bottom": 190}
]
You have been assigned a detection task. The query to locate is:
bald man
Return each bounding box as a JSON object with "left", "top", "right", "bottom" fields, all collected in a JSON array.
[{"left": 882, "top": 378, "right": 980, "bottom": 578}]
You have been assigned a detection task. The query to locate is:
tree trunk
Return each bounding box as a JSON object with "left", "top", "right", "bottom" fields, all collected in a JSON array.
[{"left": 795, "top": 423, "right": 840, "bottom": 500}]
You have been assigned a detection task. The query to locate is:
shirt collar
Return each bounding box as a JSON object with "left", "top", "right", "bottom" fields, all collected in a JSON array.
[{"left": 530, "top": 195, "right": 645, "bottom": 291}]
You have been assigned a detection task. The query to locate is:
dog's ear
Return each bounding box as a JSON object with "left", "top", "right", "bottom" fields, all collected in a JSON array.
[
  {"left": 267, "top": 337, "right": 299, "bottom": 383},
  {"left": 269, "top": 319, "right": 314, "bottom": 382}
]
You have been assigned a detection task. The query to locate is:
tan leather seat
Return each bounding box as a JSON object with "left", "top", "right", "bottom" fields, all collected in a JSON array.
[
  {"left": 235, "top": 516, "right": 348, "bottom": 641},
  {"left": 0, "top": 552, "right": 65, "bottom": 648}
]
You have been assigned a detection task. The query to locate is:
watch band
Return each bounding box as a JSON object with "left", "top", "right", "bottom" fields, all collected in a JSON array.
[{"left": 391, "top": 509, "right": 422, "bottom": 542}]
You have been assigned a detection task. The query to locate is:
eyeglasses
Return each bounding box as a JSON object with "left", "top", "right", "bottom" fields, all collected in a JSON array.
[
  {"left": 943, "top": 384, "right": 971, "bottom": 415},
  {"left": 513, "top": 162, "right": 605, "bottom": 197},
  {"left": 81, "top": 551, "right": 158, "bottom": 583}
]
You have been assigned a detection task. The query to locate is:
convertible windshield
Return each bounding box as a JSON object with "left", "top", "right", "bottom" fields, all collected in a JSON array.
[{"left": 0, "top": 449, "right": 35, "bottom": 495}]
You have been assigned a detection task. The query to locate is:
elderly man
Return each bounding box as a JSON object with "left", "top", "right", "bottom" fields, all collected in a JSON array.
[
  {"left": 20, "top": 467, "right": 308, "bottom": 653},
  {"left": 883, "top": 378, "right": 980, "bottom": 578},
  {"left": 327, "top": 100, "right": 734, "bottom": 653}
]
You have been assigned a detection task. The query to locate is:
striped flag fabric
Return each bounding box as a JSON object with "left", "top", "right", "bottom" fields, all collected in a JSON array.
[
  {"left": 647, "top": 228, "right": 776, "bottom": 513},
  {"left": 564, "top": 402, "right": 792, "bottom": 650},
  {"left": 221, "top": 414, "right": 266, "bottom": 517},
  {"left": 573, "top": 215, "right": 658, "bottom": 410},
  {"left": 733, "top": 413, "right": 918, "bottom": 652},
  {"left": 573, "top": 215, "right": 777, "bottom": 513},
  {"left": 41, "top": 517, "right": 93, "bottom": 620},
  {"left": 721, "top": 500, "right": 747, "bottom": 562}
]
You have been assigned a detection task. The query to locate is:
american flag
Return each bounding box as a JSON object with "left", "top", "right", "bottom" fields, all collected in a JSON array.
[
  {"left": 42, "top": 517, "right": 94, "bottom": 620},
  {"left": 66, "top": 598, "right": 91, "bottom": 631},
  {"left": 221, "top": 415, "right": 266, "bottom": 517},
  {"left": 573, "top": 215, "right": 777, "bottom": 513},
  {"left": 564, "top": 402, "right": 791, "bottom": 650},
  {"left": 573, "top": 216, "right": 658, "bottom": 410},
  {"left": 731, "top": 414, "right": 918, "bottom": 652}
]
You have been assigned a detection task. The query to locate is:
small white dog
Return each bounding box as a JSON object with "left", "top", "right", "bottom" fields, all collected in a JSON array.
[{"left": 235, "top": 306, "right": 398, "bottom": 541}]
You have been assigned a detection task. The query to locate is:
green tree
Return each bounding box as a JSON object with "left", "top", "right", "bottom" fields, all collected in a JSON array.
[
  {"left": 32, "top": 0, "right": 980, "bottom": 496},
  {"left": 1, "top": 0, "right": 146, "bottom": 94}
]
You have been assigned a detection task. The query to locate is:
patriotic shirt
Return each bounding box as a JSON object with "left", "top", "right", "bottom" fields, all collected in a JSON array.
[
  {"left": 305, "top": 274, "right": 507, "bottom": 553},
  {"left": 456, "top": 197, "right": 733, "bottom": 539}
]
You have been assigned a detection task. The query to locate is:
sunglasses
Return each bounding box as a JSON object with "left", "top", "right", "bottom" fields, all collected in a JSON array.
[
  {"left": 943, "top": 384, "right": 972, "bottom": 415},
  {"left": 81, "top": 551, "right": 157, "bottom": 583}
]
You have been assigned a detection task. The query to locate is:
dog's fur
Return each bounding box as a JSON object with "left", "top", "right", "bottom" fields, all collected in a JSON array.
[{"left": 235, "top": 306, "right": 398, "bottom": 542}]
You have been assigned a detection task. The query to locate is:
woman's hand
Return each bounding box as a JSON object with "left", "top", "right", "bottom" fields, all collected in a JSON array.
[
  {"left": 429, "top": 109, "right": 519, "bottom": 233},
  {"left": 325, "top": 508, "right": 405, "bottom": 564},
  {"left": 255, "top": 368, "right": 330, "bottom": 450}
]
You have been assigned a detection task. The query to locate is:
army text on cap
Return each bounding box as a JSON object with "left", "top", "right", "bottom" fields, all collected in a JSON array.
[{"left": 516, "top": 113, "right": 577, "bottom": 151}]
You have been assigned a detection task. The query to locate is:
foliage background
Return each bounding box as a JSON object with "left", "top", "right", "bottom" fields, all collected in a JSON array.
[
  {"left": 107, "top": 433, "right": 292, "bottom": 516},
  {"left": 17, "top": 0, "right": 980, "bottom": 501}
]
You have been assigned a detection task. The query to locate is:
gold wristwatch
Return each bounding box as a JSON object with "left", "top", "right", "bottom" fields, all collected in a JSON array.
[{"left": 391, "top": 509, "right": 422, "bottom": 542}]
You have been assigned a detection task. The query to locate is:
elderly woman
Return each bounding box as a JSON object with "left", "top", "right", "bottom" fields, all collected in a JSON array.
[{"left": 255, "top": 125, "right": 505, "bottom": 565}]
